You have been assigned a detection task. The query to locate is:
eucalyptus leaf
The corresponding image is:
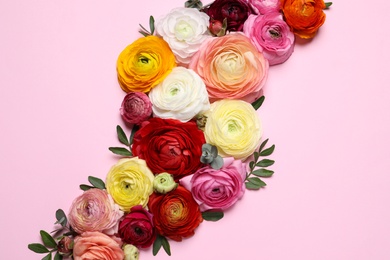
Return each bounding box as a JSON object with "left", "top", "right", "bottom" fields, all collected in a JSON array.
[
  {"left": 54, "top": 252, "right": 63, "bottom": 260},
  {"left": 152, "top": 235, "right": 162, "bottom": 256},
  {"left": 28, "top": 243, "right": 49, "bottom": 253},
  {"left": 79, "top": 184, "right": 93, "bottom": 191},
  {"left": 252, "top": 168, "right": 274, "bottom": 177},
  {"left": 258, "top": 138, "right": 269, "bottom": 152},
  {"left": 149, "top": 16, "right": 155, "bottom": 35},
  {"left": 256, "top": 159, "right": 275, "bottom": 167},
  {"left": 210, "top": 156, "right": 223, "bottom": 170},
  {"left": 108, "top": 147, "right": 132, "bottom": 156},
  {"left": 42, "top": 252, "right": 52, "bottom": 260},
  {"left": 247, "top": 177, "right": 266, "bottom": 187},
  {"left": 40, "top": 230, "right": 57, "bottom": 248},
  {"left": 260, "top": 144, "right": 275, "bottom": 156},
  {"left": 55, "top": 209, "right": 67, "bottom": 227},
  {"left": 245, "top": 181, "right": 261, "bottom": 190},
  {"left": 202, "top": 211, "right": 224, "bottom": 221},
  {"left": 251, "top": 96, "right": 265, "bottom": 110},
  {"left": 161, "top": 236, "right": 171, "bottom": 256},
  {"left": 88, "top": 176, "right": 106, "bottom": 190},
  {"left": 116, "top": 125, "right": 129, "bottom": 146}
]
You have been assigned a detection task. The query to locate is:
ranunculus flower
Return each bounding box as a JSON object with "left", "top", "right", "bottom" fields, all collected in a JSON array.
[
  {"left": 181, "top": 157, "right": 246, "bottom": 211},
  {"left": 68, "top": 188, "right": 123, "bottom": 235},
  {"left": 57, "top": 236, "right": 73, "bottom": 255},
  {"left": 149, "top": 67, "right": 210, "bottom": 122},
  {"left": 204, "top": 99, "right": 262, "bottom": 160},
  {"left": 148, "top": 185, "right": 203, "bottom": 241},
  {"left": 156, "top": 7, "right": 212, "bottom": 66},
  {"left": 120, "top": 92, "right": 152, "bottom": 125},
  {"left": 280, "top": 0, "right": 326, "bottom": 39},
  {"left": 189, "top": 33, "right": 268, "bottom": 102},
  {"left": 153, "top": 172, "right": 178, "bottom": 194},
  {"left": 249, "top": 0, "right": 280, "bottom": 14},
  {"left": 118, "top": 205, "right": 156, "bottom": 248},
  {"left": 106, "top": 157, "right": 154, "bottom": 212},
  {"left": 243, "top": 13, "right": 295, "bottom": 65},
  {"left": 117, "top": 36, "right": 176, "bottom": 93},
  {"left": 73, "top": 231, "right": 124, "bottom": 260},
  {"left": 123, "top": 244, "right": 139, "bottom": 260},
  {"left": 132, "top": 118, "right": 206, "bottom": 179},
  {"left": 204, "top": 0, "right": 253, "bottom": 31}
]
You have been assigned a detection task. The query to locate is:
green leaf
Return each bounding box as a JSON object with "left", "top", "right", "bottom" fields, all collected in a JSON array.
[
  {"left": 252, "top": 168, "right": 274, "bottom": 177},
  {"left": 251, "top": 96, "right": 265, "bottom": 110},
  {"left": 247, "top": 177, "right": 266, "bottom": 187},
  {"left": 202, "top": 211, "right": 224, "bottom": 221},
  {"left": 55, "top": 209, "right": 67, "bottom": 227},
  {"left": 129, "top": 125, "right": 139, "bottom": 145},
  {"left": 152, "top": 235, "right": 162, "bottom": 256},
  {"left": 325, "top": 2, "right": 332, "bottom": 8},
  {"left": 40, "top": 230, "right": 57, "bottom": 248},
  {"left": 258, "top": 138, "right": 269, "bottom": 152},
  {"left": 54, "top": 252, "right": 63, "bottom": 260},
  {"left": 88, "top": 176, "right": 106, "bottom": 190},
  {"left": 42, "top": 252, "right": 52, "bottom": 260},
  {"left": 149, "top": 16, "right": 155, "bottom": 35},
  {"left": 256, "top": 159, "right": 275, "bottom": 167},
  {"left": 80, "top": 184, "right": 94, "bottom": 191},
  {"left": 116, "top": 125, "right": 129, "bottom": 146},
  {"left": 108, "top": 147, "right": 132, "bottom": 156},
  {"left": 249, "top": 161, "right": 255, "bottom": 170},
  {"left": 28, "top": 243, "right": 49, "bottom": 254},
  {"left": 138, "top": 30, "right": 149, "bottom": 37},
  {"left": 245, "top": 181, "right": 261, "bottom": 190},
  {"left": 253, "top": 151, "right": 259, "bottom": 162},
  {"left": 161, "top": 236, "right": 171, "bottom": 256},
  {"left": 260, "top": 144, "right": 275, "bottom": 156}
]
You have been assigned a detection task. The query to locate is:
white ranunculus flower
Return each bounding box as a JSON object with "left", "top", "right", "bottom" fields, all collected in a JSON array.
[
  {"left": 156, "top": 7, "right": 212, "bottom": 66},
  {"left": 149, "top": 66, "right": 210, "bottom": 122}
]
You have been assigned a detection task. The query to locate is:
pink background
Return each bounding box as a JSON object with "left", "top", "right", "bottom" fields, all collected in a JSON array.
[{"left": 1, "top": 0, "right": 390, "bottom": 259}]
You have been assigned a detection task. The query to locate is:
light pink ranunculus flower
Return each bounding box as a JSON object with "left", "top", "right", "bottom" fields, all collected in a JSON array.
[
  {"left": 244, "top": 13, "right": 295, "bottom": 65},
  {"left": 180, "top": 157, "right": 246, "bottom": 211},
  {"left": 120, "top": 92, "right": 152, "bottom": 125},
  {"left": 249, "top": 0, "right": 280, "bottom": 14},
  {"left": 68, "top": 188, "right": 123, "bottom": 235},
  {"left": 189, "top": 32, "right": 268, "bottom": 102},
  {"left": 73, "top": 231, "right": 124, "bottom": 260}
]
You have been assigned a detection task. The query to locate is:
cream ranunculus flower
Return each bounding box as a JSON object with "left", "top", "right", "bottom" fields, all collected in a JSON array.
[
  {"left": 204, "top": 99, "right": 262, "bottom": 160},
  {"left": 123, "top": 244, "right": 139, "bottom": 260},
  {"left": 106, "top": 157, "right": 154, "bottom": 212},
  {"left": 148, "top": 66, "right": 210, "bottom": 122},
  {"left": 156, "top": 7, "right": 212, "bottom": 66}
]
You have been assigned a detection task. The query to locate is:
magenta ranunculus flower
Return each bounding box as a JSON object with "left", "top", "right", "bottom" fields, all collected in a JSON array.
[
  {"left": 243, "top": 13, "right": 295, "bottom": 65},
  {"left": 180, "top": 157, "right": 246, "bottom": 211},
  {"left": 120, "top": 92, "right": 152, "bottom": 125},
  {"left": 68, "top": 188, "right": 123, "bottom": 235},
  {"left": 249, "top": 0, "right": 280, "bottom": 14},
  {"left": 118, "top": 205, "right": 156, "bottom": 248}
]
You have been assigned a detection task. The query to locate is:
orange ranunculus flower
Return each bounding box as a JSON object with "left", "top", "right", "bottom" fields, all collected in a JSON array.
[
  {"left": 281, "top": 0, "right": 326, "bottom": 39},
  {"left": 117, "top": 36, "right": 176, "bottom": 93}
]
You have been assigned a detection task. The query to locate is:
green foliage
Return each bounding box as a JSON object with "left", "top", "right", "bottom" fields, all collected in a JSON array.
[
  {"left": 88, "top": 176, "right": 106, "bottom": 189},
  {"left": 202, "top": 211, "right": 224, "bottom": 221},
  {"left": 109, "top": 125, "right": 138, "bottom": 157},
  {"left": 153, "top": 234, "right": 171, "bottom": 256},
  {"left": 251, "top": 96, "right": 265, "bottom": 110},
  {"left": 40, "top": 230, "right": 57, "bottom": 248},
  {"left": 55, "top": 209, "right": 67, "bottom": 227},
  {"left": 108, "top": 147, "right": 132, "bottom": 156},
  {"left": 325, "top": 2, "right": 332, "bottom": 8},
  {"left": 117, "top": 125, "right": 129, "bottom": 146},
  {"left": 28, "top": 243, "right": 49, "bottom": 253},
  {"left": 139, "top": 16, "right": 156, "bottom": 36}
]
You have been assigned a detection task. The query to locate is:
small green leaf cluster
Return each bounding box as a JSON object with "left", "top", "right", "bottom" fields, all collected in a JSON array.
[
  {"left": 80, "top": 176, "right": 106, "bottom": 191},
  {"left": 245, "top": 138, "right": 275, "bottom": 190},
  {"left": 153, "top": 234, "right": 171, "bottom": 256},
  {"left": 109, "top": 125, "right": 138, "bottom": 157},
  {"left": 28, "top": 230, "right": 64, "bottom": 260},
  {"left": 139, "top": 16, "right": 155, "bottom": 37}
]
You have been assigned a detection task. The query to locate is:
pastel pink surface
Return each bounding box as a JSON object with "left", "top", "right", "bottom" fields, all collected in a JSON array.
[{"left": 1, "top": 0, "right": 390, "bottom": 259}]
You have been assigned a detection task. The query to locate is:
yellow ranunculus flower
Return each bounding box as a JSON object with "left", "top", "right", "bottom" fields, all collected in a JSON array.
[
  {"left": 106, "top": 157, "right": 154, "bottom": 212},
  {"left": 117, "top": 36, "right": 176, "bottom": 93},
  {"left": 204, "top": 99, "right": 262, "bottom": 160}
]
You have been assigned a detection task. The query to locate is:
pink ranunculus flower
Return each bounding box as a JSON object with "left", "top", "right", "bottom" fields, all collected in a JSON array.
[
  {"left": 180, "top": 157, "right": 246, "bottom": 211},
  {"left": 249, "top": 0, "right": 281, "bottom": 14},
  {"left": 120, "top": 92, "right": 153, "bottom": 125},
  {"left": 68, "top": 188, "right": 124, "bottom": 235},
  {"left": 189, "top": 33, "right": 268, "bottom": 102},
  {"left": 244, "top": 13, "right": 295, "bottom": 65},
  {"left": 73, "top": 231, "right": 124, "bottom": 260}
]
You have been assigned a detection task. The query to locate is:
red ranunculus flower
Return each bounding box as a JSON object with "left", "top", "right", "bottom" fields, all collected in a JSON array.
[
  {"left": 204, "top": 0, "right": 253, "bottom": 31},
  {"left": 118, "top": 205, "right": 156, "bottom": 248},
  {"left": 131, "top": 118, "right": 205, "bottom": 179},
  {"left": 148, "top": 185, "right": 203, "bottom": 241}
]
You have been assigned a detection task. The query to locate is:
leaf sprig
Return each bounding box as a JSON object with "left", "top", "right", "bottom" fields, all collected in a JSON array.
[
  {"left": 153, "top": 234, "right": 171, "bottom": 256},
  {"left": 108, "top": 125, "right": 138, "bottom": 157},
  {"left": 245, "top": 139, "right": 275, "bottom": 190},
  {"left": 79, "top": 176, "right": 106, "bottom": 191},
  {"left": 28, "top": 230, "right": 64, "bottom": 260},
  {"left": 139, "top": 16, "right": 155, "bottom": 36}
]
